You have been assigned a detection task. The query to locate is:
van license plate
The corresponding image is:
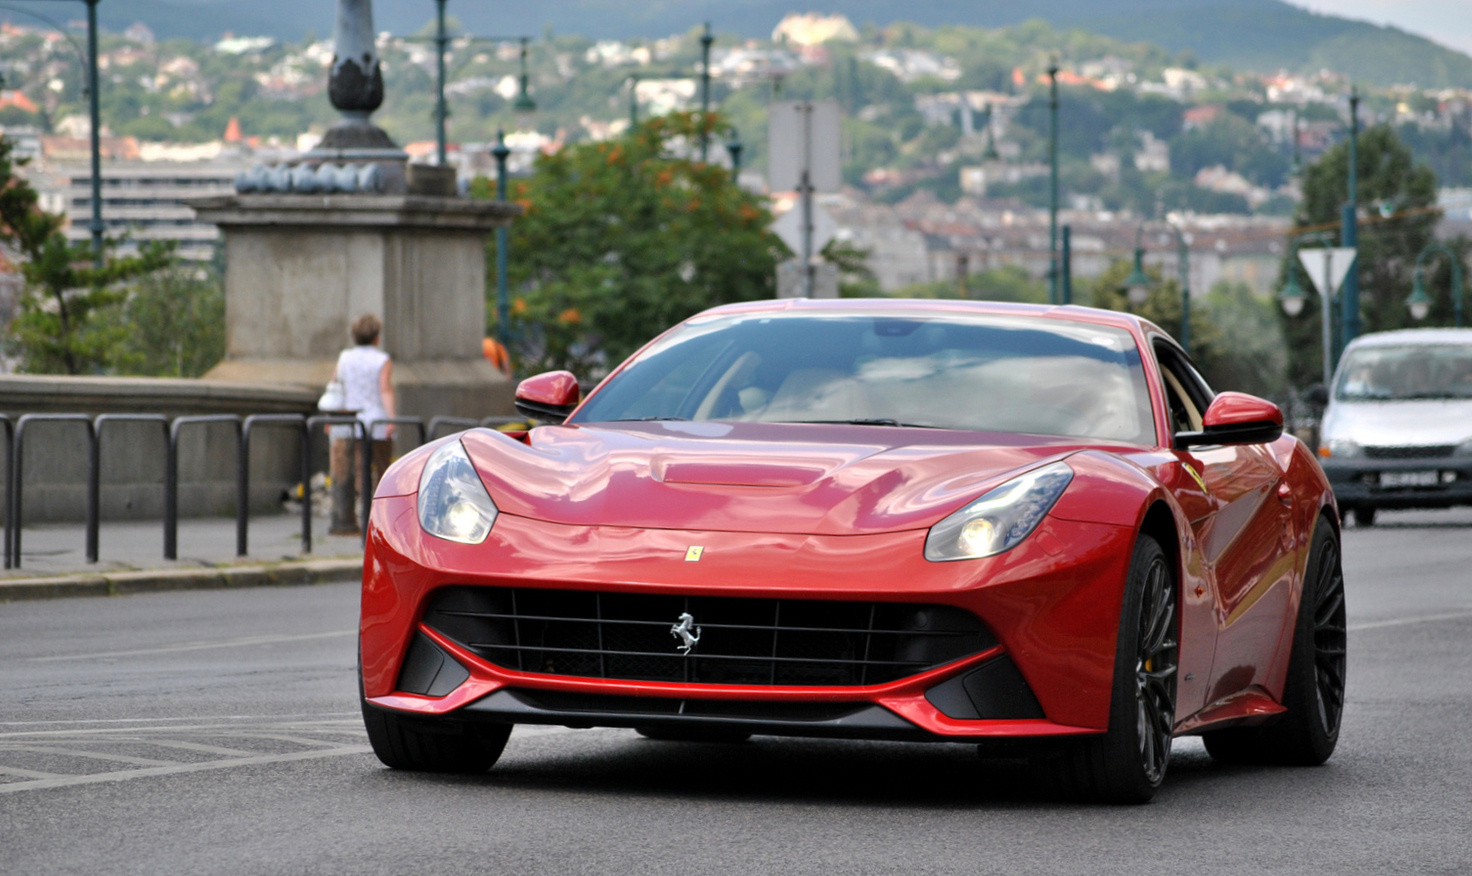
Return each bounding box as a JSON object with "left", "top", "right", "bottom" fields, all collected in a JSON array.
[{"left": 1379, "top": 470, "right": 1439, "bottom": 488}]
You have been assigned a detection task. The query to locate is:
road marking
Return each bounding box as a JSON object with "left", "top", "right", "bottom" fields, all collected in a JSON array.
[
  {"left": 25, "top": 630, "right": 357, "bottom": 663},
  {"left": 1349, "top": 609, "right": 1472, "bottom": 632},
  {"left": 0, "top": 712, "right": 359, "bottom": 727},
  {"left": 130, "top": 739, "right": 262, "bottom": 758},
  {"left": 0, "top": 746, "right": 179, "bottom": 767},
  {"left": 0, "top": 766, "right": 65, "bottom": 780},
  {"left": 0, "top": 745, "right": 370, "bottom": 795}
]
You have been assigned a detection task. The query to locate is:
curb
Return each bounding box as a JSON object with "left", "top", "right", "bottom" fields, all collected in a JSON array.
[{"left": 0, "top": 556, "right": 363, "bottom": 602}]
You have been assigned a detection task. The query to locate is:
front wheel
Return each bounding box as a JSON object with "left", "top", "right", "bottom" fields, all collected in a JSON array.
[
  {"left": 362, "top": 699, "right": 511, "bottom": 773},
  {"left": 1041, "top": 533, "right": 1178, "bottom": 804},
  {"left": 1203, "top": 516, "right": 1346, "bottom": 765}
]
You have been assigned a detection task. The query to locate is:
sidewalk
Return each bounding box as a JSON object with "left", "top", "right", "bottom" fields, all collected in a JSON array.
[{"left": 0, "top": 514, "right": 363, "bottom": 601}]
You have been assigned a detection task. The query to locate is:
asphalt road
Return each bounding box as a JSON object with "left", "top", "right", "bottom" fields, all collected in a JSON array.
[{"left": 2, "top": 509, "right": 1470, "bottom": 875}]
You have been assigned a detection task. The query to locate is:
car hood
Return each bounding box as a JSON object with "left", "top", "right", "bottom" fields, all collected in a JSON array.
[
  {"left": 460, "top": 421, "right": 1108, "bottom": 536},
  {"left": 1322, "top": 398, "right": 1472, "bottom": 448}
]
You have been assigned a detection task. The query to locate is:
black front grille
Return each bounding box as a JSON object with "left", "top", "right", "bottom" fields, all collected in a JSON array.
[
  {"left": 424, "top": 586, "right": 997, "bottom": 687},
  {"left": 1363, "top": 445, "right": 1456, "bottom": 459}
]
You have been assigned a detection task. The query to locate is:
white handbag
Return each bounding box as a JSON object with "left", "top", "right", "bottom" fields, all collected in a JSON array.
[{"left": 318, "top": 377, "right": 346, "bottom": 411}]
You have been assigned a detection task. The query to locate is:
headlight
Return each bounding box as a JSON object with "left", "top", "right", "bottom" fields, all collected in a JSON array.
[
  {"left": 1319, "top": 439, "right": 1361, "bottom": 459},
  {"left": 925, "top": 461, "right": 1073, "bottom": 562},
  {"left": 417, "top": 440, "right": 498, "bottom": 544}
]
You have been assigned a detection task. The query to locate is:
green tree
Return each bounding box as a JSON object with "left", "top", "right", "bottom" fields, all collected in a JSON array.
[
  {"left": 481, "top": 112, "right": 784, "bottom": 376},
  {"left": 113, "top": 263, "right": 226, "bottom": 377},
  {"left": 1282, "top": 124, "right": 1439, "bottom": 386},
  {"left": 1085, "top": 260, "right": 1233, "bottom": 389},
  {"left": 0, "top": 136, "right": 171, "bottom": 374}
]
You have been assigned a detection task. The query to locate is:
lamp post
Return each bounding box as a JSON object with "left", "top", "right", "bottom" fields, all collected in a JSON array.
[
  {"left": 1122, "top": 223, "right": 1193, "bottom": 354},
  {"left": 1341, "top": 86, "right": 1361, "bottom": 354},
  {"left": 1279, "top": 230, "right": 1340, "bottom": 387},
  {"left": 699, "top": 22, "right": 713, "bottom": 162},
  {"left": 1406, "top": 243, "right": 1466, "bottom": 327},
  {"left": 492, "top": 130, "right": 511, "bottom": 346},
  {"left": 628, "top": 73, "right": 640, "bottom": 127},
  {"left": 725, "top": 128, "right": 744, "bottom": 180},
  {"left": 1047, "top": 61, "right": 1060, "bottom": 306},
  {"left": 513, "top": 37, "right": 536, "bottom": 129},
  {"left": 433, "top": 0, "right": 449, "bottom": 165}
]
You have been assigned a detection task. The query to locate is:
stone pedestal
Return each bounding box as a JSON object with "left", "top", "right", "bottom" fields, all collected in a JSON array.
[{"left": 190, "top": 193, "right": 521, "bottom": 422}]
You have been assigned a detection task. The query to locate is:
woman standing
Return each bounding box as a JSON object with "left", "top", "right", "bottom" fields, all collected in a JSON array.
[{"left": 329, "top": 313, "right": 396, "bottom": 535}]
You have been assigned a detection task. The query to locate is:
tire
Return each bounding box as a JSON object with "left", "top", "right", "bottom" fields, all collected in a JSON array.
[
  {"left": 1352, "top": 506, "right": 1376, "bottom": 527},
  {"left": 1202, "top": 516, "right": 1346, "bottom": 766},
  {"left": 362, "top": 698, "right": 512, "bottom": 773},
  {"left": 635, "top": 726, "right": 752, "bottom": 744},
  {"left": 1041, "top": 533, "right": 1178, "bottom": 804}
]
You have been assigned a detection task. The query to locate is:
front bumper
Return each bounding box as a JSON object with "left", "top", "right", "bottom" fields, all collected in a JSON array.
[
  {"left": 360, "top": 494, "right": 1135, "bottom": 742},
  {"left": 1321, "top": 455, "right": 1472, "bottom": 509}
]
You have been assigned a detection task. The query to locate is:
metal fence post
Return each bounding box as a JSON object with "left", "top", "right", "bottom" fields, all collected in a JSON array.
[
  {"left": 239, "top": 414, "right": 308, "bottom": 558},
  {"left": 90, "top": 414, "right": 169, "bottom": 564},
  {"left": 0, "top": 415, "right": 12, "bottom": 569},
  {"left": 165, "top": 415, "right": 242, "bottom": 561},
  {"left": 12, "top": 414, "right": 95, "bottom": 569},
  {"left": 427, "top": 417, "right": 478, "bottom": 441}
]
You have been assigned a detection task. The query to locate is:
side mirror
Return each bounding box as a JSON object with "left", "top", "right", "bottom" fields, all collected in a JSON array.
[
  {"left": 514, "top": 370, "right": 580, "bottom": 424},
  {"left": 1305, "top": 383, "right": 1329, "bottom": 407},
  {"left": 1176, "top": 391, "right": 1284, "bottom": 448}
]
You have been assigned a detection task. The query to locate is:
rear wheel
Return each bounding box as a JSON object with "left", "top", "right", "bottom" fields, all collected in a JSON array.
[
  {"left": 1203, "top": 517, "right": 1346, "bottom": 765},
  {"left": 362, "top": 699, "right": 511, "bottom": 773},
  {"left": 1041, "top": 533, "right": 1178, "bottom": 804},
  {"left": 635, "top": 726, "right": 752, "bottom": 744}
]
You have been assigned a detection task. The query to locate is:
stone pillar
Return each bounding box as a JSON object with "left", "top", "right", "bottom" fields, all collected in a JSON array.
[{"left": 191, "top": 194, "right": 521, "bottom": 421}]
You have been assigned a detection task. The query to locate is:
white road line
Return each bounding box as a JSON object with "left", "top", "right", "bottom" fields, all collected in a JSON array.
[
  {"left": 25, "top": 630, "right": 357, "bottom": 662},
  {"left": 0, "top": 712, "right": 359, "bottom": 727},
  {"left": 131, "top": 739, "right": 262, "bottom": 758},
  {"left": 0, "top": 766, "right": 66, "bottom": 780},
  {"left": 0, "top": 746, "right": 179, "bottom": 767},
  {"left": 0, "top": 745, "right": 371, "bottom": 795},
  {"left": 1349, "top": 609, "right": 1472, "bottom": 632},
  {"left": 0, "top": 721, "right": 362, "bottom": 741}
]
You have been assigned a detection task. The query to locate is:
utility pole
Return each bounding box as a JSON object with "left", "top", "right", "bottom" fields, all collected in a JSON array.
[
  {"left": 1060, "top": 225, "right": 1072, "bottom": 305},
  {"left": 699, "top": 22, "right": 713, "bottom": 163},
  {"left": 434, "top": 0, "right": 448, "bottom": 166},
  {"left": 1341, "top": 87, "right": 1361, "bottom": 357},
  {"left": 492, "top": 130, "right": 511, "bottom": 345},
  {"left": 628, "top": 74, "right": 640, "bottom": 127},
  {"left": 1047, "top": 62, "right": 1060, "bottom": 306},
  {"left": 85, "top": 0, "right": 102, "bottom": 266}
]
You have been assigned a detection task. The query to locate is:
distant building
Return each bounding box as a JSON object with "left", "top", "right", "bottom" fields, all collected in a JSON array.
[
  {"left": 1134, "top": 132, "right": 1171, "bottom": 173},
  {"left": 772, "top": 13, "right": 859, "bottom": 46}
]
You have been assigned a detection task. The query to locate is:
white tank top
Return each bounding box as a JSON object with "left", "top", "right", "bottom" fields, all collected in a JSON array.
[{"left": 334, "top": 345, "right": 391, "bottom": 440}]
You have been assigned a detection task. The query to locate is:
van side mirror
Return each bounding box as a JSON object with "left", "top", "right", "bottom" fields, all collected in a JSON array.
[
  {"left": 514, "top": 371, "right": 580, "bottom": 424},
  {"left": 1176, "top": 392, "right": 1284, "bottom": 448}
]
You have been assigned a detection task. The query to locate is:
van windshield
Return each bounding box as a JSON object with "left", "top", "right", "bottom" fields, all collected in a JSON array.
[{"left": 1336, "top": 344, "right": 1472, "bottom": 400}]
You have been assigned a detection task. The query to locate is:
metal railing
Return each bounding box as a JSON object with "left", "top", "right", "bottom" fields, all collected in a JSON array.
[{"left": 2, "top": 413, "right": 525, "bottom": 569}]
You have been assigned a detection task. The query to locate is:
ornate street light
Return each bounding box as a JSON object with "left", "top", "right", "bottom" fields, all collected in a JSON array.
[
  {"left": 512, "top": 37, "right": 537, "bottom": 129},
  {"left": 1405, "top": 242, "right": 1465, "bottom": 327},
  {"left": 725, "top": 128, "right": 744, "bottom": 180},
  {"left": 493, "top": 130, "right": 512, "bottom": 345},
  {"left": 1124, "top": 226, "right": 1152, "bottom": 305},
  {"left": 1278, "top": 269, "right": 1308, "bottom": 317},
  {"left": 1122, "top": 223, "right": 1193, "bottom": 354}
]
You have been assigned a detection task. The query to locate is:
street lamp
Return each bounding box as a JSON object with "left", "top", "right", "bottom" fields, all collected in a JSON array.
[
  {"left": 1124, "top": 225, "right": 1152, "bottom": 304},
  {"left": 512, "top": 37, "right": 537, "bottom": 129},
  {"left": 699, "top": 22, "right": 714, "bottom": 162},
  {"left": 1406, "top": 242, "right": 1465, "bottom": 327},
  {"left": 725, "top": 128, "right": 744, "bottom": 180},
  {"left": 1122, "top": 223, "right": 1194, "bottom": 354},
  {"left": 1047, "top": 60, "right": 1060, "bottom": 306},
  {"left": 1341, "top": 86, "right": 1361, "bottom": 351},
  {"left": 492, "top": 130, "right": 512, "bottom": 346}
]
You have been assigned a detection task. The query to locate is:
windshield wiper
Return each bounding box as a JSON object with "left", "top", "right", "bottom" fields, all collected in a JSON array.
[
  {"left": 781, "top": 418, "right": 939, "bottom": 428},
  {"left": 608, "top": 416, "right": 690, "bottom": 422}
]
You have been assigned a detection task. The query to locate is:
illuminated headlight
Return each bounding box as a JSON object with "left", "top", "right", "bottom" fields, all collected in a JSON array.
[
  {"left": 417, "top": 440, "right": 498, "bottom": 544},
  {"left": 1319, "top": 439, "right": 1361, "bottom": 459},
  {"left": 925, "top": 462, "right": 1074, "bottom": 562}
]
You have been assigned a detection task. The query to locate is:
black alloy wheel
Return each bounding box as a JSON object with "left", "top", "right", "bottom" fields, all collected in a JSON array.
[
  {"left": 1041, "top": 534, "right": 1178, "bottom": 804},
  {"left": 1135, "top": 550, "right": 1179, "bottom": 786},
  {"left": 1203, "top": 516, "right": 1346, "bottom": 765}
]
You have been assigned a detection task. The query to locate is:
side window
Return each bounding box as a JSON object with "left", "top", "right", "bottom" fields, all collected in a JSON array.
[{"left": 1154, "top": 343, "right": 1211, "bottom": 434}]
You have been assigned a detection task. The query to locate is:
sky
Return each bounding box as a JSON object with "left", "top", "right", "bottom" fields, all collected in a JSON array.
[{"left": 1294, "top": 0, "right": 1472, "bottom": 56}]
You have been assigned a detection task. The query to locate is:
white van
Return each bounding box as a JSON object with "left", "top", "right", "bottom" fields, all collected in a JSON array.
[{"left": 1318, "top": 328, "right": 1472, "bottom": 525}]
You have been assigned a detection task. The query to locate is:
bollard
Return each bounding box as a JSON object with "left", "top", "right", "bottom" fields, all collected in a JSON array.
[
  {"left": 427, "top": 416, "right": 478, "bottom": 441},
  {"left": 165, "top": 415, "right": 242, "bottom": 561},
  {"left": 239, "top": 414, "right": 309, "bottom": 558},
  {"left": 0, "top": 415, "right": 12, "bottom": 569}
]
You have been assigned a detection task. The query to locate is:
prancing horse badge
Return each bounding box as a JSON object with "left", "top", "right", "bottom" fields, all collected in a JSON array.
[{"left": 685, "top": 546, "right": 704, "bottom": 562}]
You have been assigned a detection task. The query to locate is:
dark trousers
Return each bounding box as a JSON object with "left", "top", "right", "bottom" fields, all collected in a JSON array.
[{"left": 329, "top": 437, "right": 392, "bottom": 535}]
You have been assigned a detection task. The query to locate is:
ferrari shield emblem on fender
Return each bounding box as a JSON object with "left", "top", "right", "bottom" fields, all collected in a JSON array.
[
  {"left": 685, "top": 546, "right": 704, "bottom": 562},
  {"left": 670, "top": 612, "right": 701, "bottom": 655}
]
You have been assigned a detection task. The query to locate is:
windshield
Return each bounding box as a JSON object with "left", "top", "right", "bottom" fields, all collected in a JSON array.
[
  {"left": 572, "top": 311, "right": 1157, "bottom": 444},
  {"left": 1335, "top": 344, "right": 1472, "bottom": 401}
]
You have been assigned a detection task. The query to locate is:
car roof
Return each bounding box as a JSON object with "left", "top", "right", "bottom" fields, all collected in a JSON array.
[
  {"left": 695, "top": 297, "right": 1160, "bottom": 337},
  {"left": 1344, "top": 327, "right": 1472, "bottom": 349}
]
